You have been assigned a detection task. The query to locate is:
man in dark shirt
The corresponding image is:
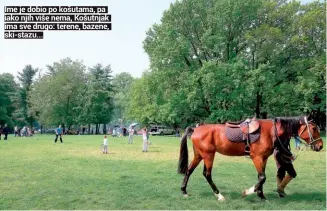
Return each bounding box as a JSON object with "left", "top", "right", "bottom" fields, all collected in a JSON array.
[{"left": 3, "top": 124, "right": 9, "bottom": 140}]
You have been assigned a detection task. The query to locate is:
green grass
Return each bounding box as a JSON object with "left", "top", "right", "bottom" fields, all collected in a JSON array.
[{"left": 0, "top": 134, "right": 325, "bottom": 210}]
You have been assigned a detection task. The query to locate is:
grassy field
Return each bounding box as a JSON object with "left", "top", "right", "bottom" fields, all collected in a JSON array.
[{"left": 0, "top": 134, "right": 325, "bottom": 210}]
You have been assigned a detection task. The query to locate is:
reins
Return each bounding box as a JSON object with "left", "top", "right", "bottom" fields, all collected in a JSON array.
[{"left": 273, "top": 120, "right": 294, "bottom": 163}]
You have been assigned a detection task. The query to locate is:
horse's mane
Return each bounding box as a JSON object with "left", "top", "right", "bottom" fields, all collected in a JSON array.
[{"left": 274, "top": 116, "right": 305, "bottom": 138}]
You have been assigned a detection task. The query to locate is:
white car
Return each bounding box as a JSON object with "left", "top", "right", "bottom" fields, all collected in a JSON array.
[{"left": 149, "top": 125, "right": 175, "bottom": 136}]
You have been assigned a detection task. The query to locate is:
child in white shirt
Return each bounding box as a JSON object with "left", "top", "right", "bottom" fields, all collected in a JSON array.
[
  {"left": 142, "top": 128, "right": 149, "bottom": 152},
  {"left": 103, "top": 135, "right": 108, "bottom": 154}
]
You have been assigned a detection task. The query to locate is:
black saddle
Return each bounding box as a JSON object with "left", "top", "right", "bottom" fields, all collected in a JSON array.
[{"left": 225, "top": 127, "right": 261, "bottom": 143}]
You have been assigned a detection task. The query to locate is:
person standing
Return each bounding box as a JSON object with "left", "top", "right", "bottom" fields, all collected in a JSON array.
[
  {"left": 3, "top": 124, "right": 9, "bottom": 140},
  {"left": 14, "top": 126, "right": 18, "bottom": 137},
  {"left": 112, "top": 128, "right": 117, "bottom": 137},
  {"left": 142, "top": 127, "right": 149, "bottom": 152},
  {"left": 21, "top": 126, "right": 25, "bottom": 137},
  {"left": 54, "top": 125, "right": 63, "bottom": 143},
  {"left": 23, "top": 126, "right": 28, "bottom": 137},
  {"left": 128, "top": 127, "right": 134, "bottom": 144},
  {"left": 294, "top": 135, "right": 301, "bottom": 150},
  {"left": 103, "top": 135, "right": 108, "bottom": 154},
  {"left": 123, "top": 127, "right": 127, "bottom": 137}
]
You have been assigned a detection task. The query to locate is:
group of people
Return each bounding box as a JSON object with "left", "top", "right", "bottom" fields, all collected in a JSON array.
[
  {"left": 0, "top": 124, "right": 36, "bottom": 140},
  {"left": 15, "top": 126, "right": 35, "bottom": 137},
  {"left": 110, "top": 127, "right": 128, "bottom": 137},
  {"left": 102, "top": 126, "right": 152, "bottom": 154}
]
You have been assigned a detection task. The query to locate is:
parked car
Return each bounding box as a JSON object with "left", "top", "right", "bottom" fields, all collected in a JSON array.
[{"left": 149, "top": 125, "right": 175, "bottom": 136}]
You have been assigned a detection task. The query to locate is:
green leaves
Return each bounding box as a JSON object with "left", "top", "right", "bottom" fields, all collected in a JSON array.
[
  {"left": 82, "top": 64, "right": 114, "bottom": 125},
  {"left": 29, "top": 58, "right": 87, "bottom": 127},
  {"left": 15, "top": 65, "right": 38, "bottom": 126},
  {"left": 111, "top": 72, "right": 135, "bottom": 123},
  {"left": 0, "top": 73, "right": 19, "bottom": 127},
  {"left": 134, "top": 0, "right": 326, "bottom": 127}
]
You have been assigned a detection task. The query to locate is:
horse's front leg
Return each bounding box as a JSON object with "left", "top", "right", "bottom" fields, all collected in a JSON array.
[
  {"left": 203, "top": 156, "right": 225, "bottom": 201},
  {"left": 181, "top": 154, "right": 202, "bottom": 197},
  {"left": 242, "top": 156, "right": 268, "bottom": 200}
]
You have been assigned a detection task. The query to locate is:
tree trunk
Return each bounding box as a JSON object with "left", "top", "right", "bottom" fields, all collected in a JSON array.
[
  {"left": 255, "top": 92, "right": 261, "bottom": 118},
  {"left": 88, "top": 124, "right": 90, "bottom": 135},
  {"left": 226, "top": 43, "right": 230, "bottom": 61},
  {"left": 96, "top": 124, "right": 100, "bottom": 134},
  {"left": 103, "top": 124, "right": 107, "bottom": 134},
  {"left": 262, "top": 112, "right": 267, "bottom": 119}
]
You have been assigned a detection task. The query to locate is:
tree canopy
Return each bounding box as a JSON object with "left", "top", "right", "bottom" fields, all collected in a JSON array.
[{"left": 127, "top": 0, "right": 326, "bottom": 128}]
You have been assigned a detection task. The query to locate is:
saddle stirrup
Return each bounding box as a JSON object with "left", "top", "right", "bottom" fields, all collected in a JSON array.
[
  {"left": 244, "top": 124, "right": 251, "bottom": 154},
  {"left": 244, "top": 144, "right": 250, "bottom": 153}
]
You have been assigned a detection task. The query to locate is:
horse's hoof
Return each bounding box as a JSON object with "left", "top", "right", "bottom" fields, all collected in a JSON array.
[
  {"left": 215, "top": 193, "right": 225, "bottom": 201},
  {"left": 183, "top": 194, "right": 189, "bottom": 198},
  {"left": 218, "top": 197, "right": 226, "bottom": 202}
]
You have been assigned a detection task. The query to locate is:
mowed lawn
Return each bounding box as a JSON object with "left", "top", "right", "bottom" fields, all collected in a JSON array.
[{"left": 0, "top": 134, "right": 325, "bottom": 210}]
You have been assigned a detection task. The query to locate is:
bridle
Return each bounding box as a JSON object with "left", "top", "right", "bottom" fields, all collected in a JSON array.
[
  {"left": 273, "top": 116, "right": 322, "bottom": 162},
  {"left": 298, "top": 116, "right": 322, "bottom": 148}
]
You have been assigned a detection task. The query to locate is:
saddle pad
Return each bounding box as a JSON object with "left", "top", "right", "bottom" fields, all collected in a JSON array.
[{"left": 225, "top": 126, "right": 261, "bottom": 143}]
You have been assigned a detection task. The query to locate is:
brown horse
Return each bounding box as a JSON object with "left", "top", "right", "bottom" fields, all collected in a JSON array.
[{"left": 177, "top": 116, "right": 323, "bottom": 201}]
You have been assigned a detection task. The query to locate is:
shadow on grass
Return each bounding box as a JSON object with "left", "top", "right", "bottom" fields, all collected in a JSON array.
[{"left": 282, "top": 191, "right": 326, "bottom": 202}]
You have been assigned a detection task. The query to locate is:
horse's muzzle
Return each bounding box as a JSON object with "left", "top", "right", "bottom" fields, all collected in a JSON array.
[{"left": 314, "top": 145, "right": 323, "bottom": 152}]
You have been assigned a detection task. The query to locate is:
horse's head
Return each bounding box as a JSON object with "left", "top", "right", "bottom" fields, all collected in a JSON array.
[{"left": 298, "top": 116, "right": 323, "bottom": 152}]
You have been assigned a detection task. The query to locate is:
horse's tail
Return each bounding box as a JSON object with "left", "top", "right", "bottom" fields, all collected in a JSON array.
[{"left": 178, "top": 127, "right": 194, "bottom": 175}]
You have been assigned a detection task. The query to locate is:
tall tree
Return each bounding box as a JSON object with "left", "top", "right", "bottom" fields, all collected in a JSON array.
[
  {"left": 0, "top": 73, "right": 19, "bottom": 127},
  {"left": 17, "top": 65, "right": 38, "bottom": 127},
  {"left": 112, "top": 72, "right": 135, "bottom": 122},
  {"left": 29, "top": 58, "right": 87, "bottom": 130},
  {"left": 82, "top": 64, "right": 115, "bottom": 134}
]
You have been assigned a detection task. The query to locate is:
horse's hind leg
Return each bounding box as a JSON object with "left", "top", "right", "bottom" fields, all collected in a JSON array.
[
  {"left": 181, "top": 153, "right": 202, "bottom": 197},
  {"left": 242, "top": 156, "right": 268, "bottom": 200},
  {"left": 203, "top": 156, "right": 225, "bottom": 201}
]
